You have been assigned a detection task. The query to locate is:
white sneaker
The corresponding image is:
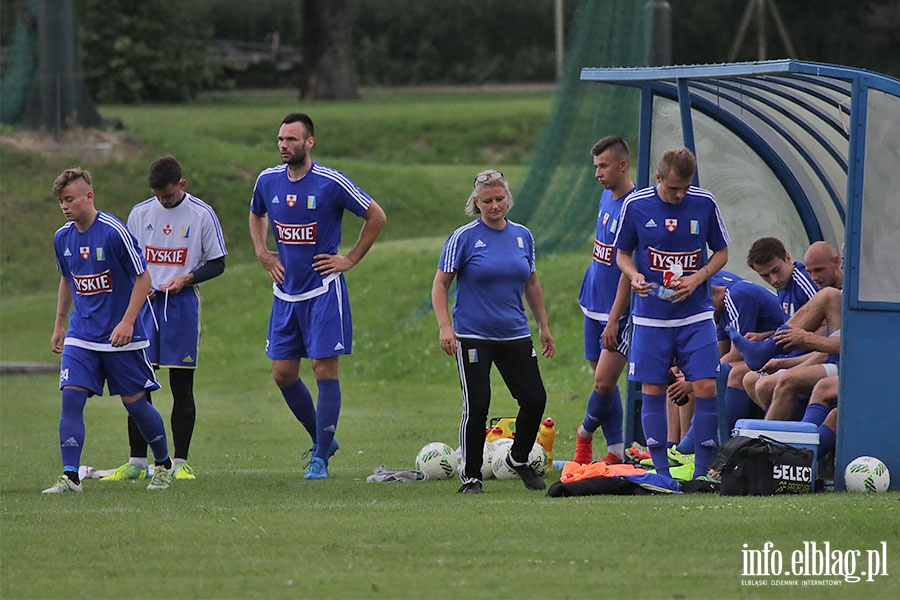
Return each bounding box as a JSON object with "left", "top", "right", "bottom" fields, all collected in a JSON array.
[
  {"left": 146, "top": 466, "right": 173, "bottom": 490},
  {"left": 42, "top": 475, "right": 83, "bottom": 494}
]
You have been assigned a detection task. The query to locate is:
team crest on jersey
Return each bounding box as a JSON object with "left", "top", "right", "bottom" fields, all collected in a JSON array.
[
  {"left": 609, "top": 218, "right": 618, "bottom": 233},
  {"left": 308, "top": 195, "right": 316, "bottom": 209},
  {"left": 517, "top": 237, "right": 524, "bottom": 248},
  {"left": 181, "top": 225, "right": 191, "bottom": 238},
  {"left": 665, "top": 218, "right": 677, "bottom": 232},
  {"left": 690, "top": 220, "right": 700, "bottom": 235},
  {"left": 163, "top": 224, "right": 173, "bottom": 235},
  {"left": 602, "top": 212, "right": 610, "bottom": 227},
  {"left": 647, "top": 246, "right": 701, "bottom": 273},
  {"left": 274, "top": 219, "right": 317, "bottom": 244},
  {"left": 80, "top": 246, "right": 90, "bottom": 259},
  {"left": 95, "top": 247, "right": 105, "bottom": 261},
  {"left": 287, "top": 194, "right": 297, "bottom": 207}
]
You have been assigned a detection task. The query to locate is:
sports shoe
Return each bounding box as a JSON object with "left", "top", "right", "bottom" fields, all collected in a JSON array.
[
  {"left": 504, "top": 455, "right": 546, "bottom": 490},
  {"left": 667, "top": 447, "right": 695, "bottom": 467},
  {"left": 42, "top": 474, "right": 83, "bottom": 494},
  {"left": 458, "top": 481, "right": 483, "bottom": 494},
  {"left": 573, "top": 433, "right": 593, "bottom": 464},
  {"left": 625, "top": 443, "right": 650, "bottom": 463},
  {"left": 302, "top": 437, "right": 340, "bottom": 465},
  {"left": 172, "top": 463, "right": 196, "bottom": 480},
  {"left": 146, "top": 466, "right": 173, "bottom": 490},
  {"left": 600, "top": 451, "right": 623, "bottom": 465},
  {"left": 304, "top": 457, "right": 329, "bottom": 480},
  {"left": 101, "top": 462, "right": 149, "bottom": 481}
]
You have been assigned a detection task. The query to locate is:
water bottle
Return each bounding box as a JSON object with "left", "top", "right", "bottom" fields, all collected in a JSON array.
[
  {"left": 537, "top": 418, "right": 556, "bottom": 464},
  {"left": 649, "top": 281, "right": 676, "bottom": 300}
]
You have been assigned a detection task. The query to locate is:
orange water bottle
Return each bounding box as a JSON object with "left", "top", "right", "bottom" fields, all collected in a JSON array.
[{"left": 537, "top": 418, "right": 556, "bottom": 464}]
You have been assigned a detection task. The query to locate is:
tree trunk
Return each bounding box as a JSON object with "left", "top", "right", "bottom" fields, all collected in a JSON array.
[{"left": 300, "top": 0, "right": 359, "bottom": 100}]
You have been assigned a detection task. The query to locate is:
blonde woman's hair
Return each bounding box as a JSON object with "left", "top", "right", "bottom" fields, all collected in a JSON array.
[{"left": 466, "top": 169, "right": 514, "bottom": 216}]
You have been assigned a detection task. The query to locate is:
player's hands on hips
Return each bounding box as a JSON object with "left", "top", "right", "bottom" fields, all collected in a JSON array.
[
  {"left": 438, "top": 325, "right": 457, "bottom": 356},
  {"left": 50, "top": 326, "right": 66, "bottom": 354},
  {"left": 257, "top": 250, "right": 285, "bottom": 284},
  {"left": 313, "top": 253, "right": 354, "bottom": 275},
  {"left": 109, "top": 321, "right": 134, "bottom": 347}
]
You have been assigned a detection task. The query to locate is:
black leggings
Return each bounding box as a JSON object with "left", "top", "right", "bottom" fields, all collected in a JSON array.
[
  {"left": 456, "top": 337, "right": 547, "bottom": 482},
  {"left": 128, "top": 369, "right": 196, "bottom": 460}
]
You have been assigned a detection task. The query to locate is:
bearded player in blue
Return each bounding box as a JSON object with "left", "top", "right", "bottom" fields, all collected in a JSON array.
[
  {"left": 614, "top": 148, "right": 730, "bottom": 480},
  {"left": 249, "top": 113, "right": 386, "bottom": 481},
  {"left": 46, "top": 168, "right": 172, "bottom": 493}
]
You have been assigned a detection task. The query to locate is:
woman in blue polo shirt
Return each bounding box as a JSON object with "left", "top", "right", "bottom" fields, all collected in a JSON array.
[{"left": 432, "top": 170, "right": 555, "bottom": 494}]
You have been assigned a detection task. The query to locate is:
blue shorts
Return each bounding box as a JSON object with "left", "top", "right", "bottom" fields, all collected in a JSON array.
[
  {"left": 267, "top": 276, "right": 352, "bottom": 360},
  {"left": 583, "top": 316, "right": 630, "bottom": 361},
  {"left": 628, "top": 320, "right": 719, "bottom": 384},
  {"left": 139, "top": 288, "right": 201, "bottom": 368},
  {"left": 60, "top": 345, "right": 160, "bottom": 397}
]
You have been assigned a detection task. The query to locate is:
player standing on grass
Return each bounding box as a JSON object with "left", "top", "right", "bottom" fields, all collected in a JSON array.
[
  {"left": 101, "top": 155, "right": 227, "bottom": 482},
  {"left": 249, "top": 112, "right": 386, "bottom": 480},
  {"left": 45, "top": 168, "right": 173, "bottom": 493},
  {"left": 614, "top": 147, "right": 730, "bottom": 481},
  {"left": 573, "top": 135, "right": 635, "bottom": 465}
]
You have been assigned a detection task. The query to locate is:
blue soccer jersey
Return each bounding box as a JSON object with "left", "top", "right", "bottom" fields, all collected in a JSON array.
[
  {"left": 54, "top": 211, "right": 149, "bottom": 350},
  {"left": 578, "top": 187, "right": 633, "bottom": 323},
  {"left": 438, "top": 219, "right": 535, "bottom": 340},
  {"left": 614, "top": 185, "right": 730, "bottom": 325},
  {"left": 250, "top": 161, "right": 372, "bottom": 297},
  {"left": 779, "top": 261, "right": 818, "bottom": 317},
  {"left": 723, "top": 280, "right": 786, "bottom": 338}
]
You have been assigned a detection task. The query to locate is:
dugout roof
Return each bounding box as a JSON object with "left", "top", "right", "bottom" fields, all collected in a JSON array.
[{"left": 579, "top": 59, "right": 900, "bottom": 489}]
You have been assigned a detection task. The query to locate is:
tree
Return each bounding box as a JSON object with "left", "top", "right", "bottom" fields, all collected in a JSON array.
[{"left": 299, "top": 0, "right": 358, "bottom": 100}]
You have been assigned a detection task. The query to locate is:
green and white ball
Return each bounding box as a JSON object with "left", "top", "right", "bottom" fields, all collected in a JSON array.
[
  {"left": 416, "top": 442, "right": 459, "bottom": 480},
  {"left": 844, "top": 455, "right": 890, "bottom": 493}
]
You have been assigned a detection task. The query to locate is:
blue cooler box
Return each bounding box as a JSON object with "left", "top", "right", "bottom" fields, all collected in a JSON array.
[{"left": 732, "top": 419, "right": 820, "bottom": 491}]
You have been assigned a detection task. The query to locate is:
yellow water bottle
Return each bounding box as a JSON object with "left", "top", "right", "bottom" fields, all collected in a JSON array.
[{"left": 537, "top": 418, "right": 556, "bottom": 464}]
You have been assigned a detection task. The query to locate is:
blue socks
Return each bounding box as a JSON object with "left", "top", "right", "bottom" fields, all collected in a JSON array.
[
  {"left": 314, "top": 379, "right": 341, "bottom": 462},
  {"left": 802, "top": 402, "right": 831, "bottom": 426},
  {"left": 582, "top": 389, "right": 624, "bottom": 446},
  {"left": 676, "top": 424, "right": 695, "bottom": 454},
  {"left": 281, "top": 379, "right": 318, "bottom": 440},
  {"left": 724, "top": 386, "right": 754, "bottom": 434},
  {"left": 818, "top": 423, "right": 836, "bottom": 455},
  {"left": 59, "top": 388, "right": 88, "bottom": 473},
  {"left": 693, "top": 396, "right": 719, "bottom": 478},
  {"left": 729, "top": 325, "right": 789, "bottom": 371},
  {"left": 123, "top": 395, "right": 170, "bottom": 464},
  {"left": 641, "top": 393, "right": 669, "bottom": 477}
]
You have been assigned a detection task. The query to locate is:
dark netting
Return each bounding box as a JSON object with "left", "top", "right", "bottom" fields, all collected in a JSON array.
[{"left": 514, "top": 0, "right": 651, "bottom": 254}]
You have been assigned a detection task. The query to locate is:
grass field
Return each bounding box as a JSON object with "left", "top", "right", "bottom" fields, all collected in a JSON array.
[{"left": 1, "top": 89, "right": 899, "bottom": 599}]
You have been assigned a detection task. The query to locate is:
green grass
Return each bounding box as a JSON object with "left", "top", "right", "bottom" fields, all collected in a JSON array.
[{"left": 2, "top": 89, "right": 899, "bottom": 599}]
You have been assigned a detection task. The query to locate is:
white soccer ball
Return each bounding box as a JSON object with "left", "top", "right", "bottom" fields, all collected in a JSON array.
[
  {"left": 491, "top": 442, "right": 518, "bottom": 480},
  {"left": 844, "top": 456, "right": 890, "bottom": 493},
  {"left": 415, "top": 442, "right": 459, "bottom": 480},
  {"left": 482, "top": 441, "right": 496, "bottom": 480},
  {"left": 527, "top": 442, "right": 549, "bottom": 477}
]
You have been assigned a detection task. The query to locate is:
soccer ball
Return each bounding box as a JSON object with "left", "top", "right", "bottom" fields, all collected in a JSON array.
[
  {"left": 491, "top": 442, "right": 548, "bottom": 479},
  {"left": 527, "top": 443, "right": 549, "bottom": 476},
  {"left": 415, "top": 442, "right": 459, "bottom": 480},
  {"left": 491, "top": 442, "right": 518, "bottom": 479},
  {"left": 481, "top": 441, "right": 497, "bottom": 479},
  {"left": 844, "top": 456, "right": 890, "bottom": 493}
]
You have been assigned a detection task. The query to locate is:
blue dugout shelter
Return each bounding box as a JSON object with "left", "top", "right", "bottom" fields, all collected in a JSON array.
[{"left": 580, "top": 59, "right": 900, "bottom": 490}]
